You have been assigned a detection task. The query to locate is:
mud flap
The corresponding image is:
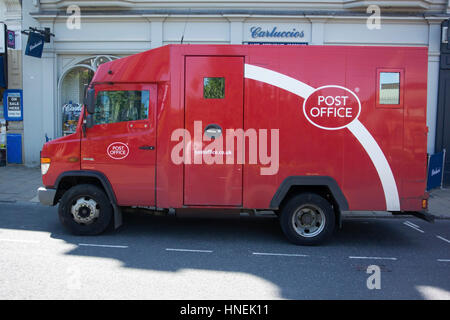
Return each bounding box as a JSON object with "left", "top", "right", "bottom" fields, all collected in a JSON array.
[{"left": 113, "top": 204, "right": 123, "bottom": 229}]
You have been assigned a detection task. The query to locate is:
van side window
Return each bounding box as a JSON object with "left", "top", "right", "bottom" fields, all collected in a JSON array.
[
  {"left": 204, "top": 77, "right": 225, "bottom": 99},
  {"left": 94, "top": 90, "right": 149, "bottom": 125},
  {"left": 379, "top": 72, "right": 400, "bottom": 105}
]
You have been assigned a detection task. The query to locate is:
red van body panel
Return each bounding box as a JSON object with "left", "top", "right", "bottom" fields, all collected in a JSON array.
[{"left": 41, "top": 44, "right": 428, "bottom": 213}]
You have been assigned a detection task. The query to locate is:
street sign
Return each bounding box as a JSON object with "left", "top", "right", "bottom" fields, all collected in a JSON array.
[
  {"left": 3, "top": 89, "right": 23, "bottom": 121},
  {"left": 427, "top": 150, "right": 446, "bottom": 191}
]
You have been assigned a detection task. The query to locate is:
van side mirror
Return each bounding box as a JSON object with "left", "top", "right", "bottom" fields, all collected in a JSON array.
[
  {"left": 86, "top": 114, "right": 95, "bottom": 129},
  {"left": 86, "top": 89, "right": 96, "bottom": 114}
]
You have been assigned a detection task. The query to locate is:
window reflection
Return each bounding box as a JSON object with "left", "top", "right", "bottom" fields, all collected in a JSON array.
[
  {"left": 379, "top": 72, "right": 400, "bottom": 105},
  {"left": 94, "top": 91, "right": 149, "bottom": 125}
]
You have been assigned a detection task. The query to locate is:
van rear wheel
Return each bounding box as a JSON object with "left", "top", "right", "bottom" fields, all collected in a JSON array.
[
  {"left": 280, "top": 193, "right": 335, "bottom": 245},
  {"left": 58, "top": 184, "right": 113, "bottom": 235}
]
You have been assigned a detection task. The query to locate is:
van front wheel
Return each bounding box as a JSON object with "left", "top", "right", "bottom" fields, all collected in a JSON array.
[
  {"left": 280, "top": 193, "right": 335, "bottom": 245},
  {"left": 58, "top": 184, "right": 113, "bottom": 235}
]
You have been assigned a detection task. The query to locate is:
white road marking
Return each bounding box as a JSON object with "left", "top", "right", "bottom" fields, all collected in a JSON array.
[
  {"left": 252, "top": 252, "right": 308, "bottom": 257},
  {"left": 403, "top": 221, "right": 425, "bottom": 233},
  {"left": 436, "top": 236, "right": 450, "bottom": 244},
  {"left": 349, "top": 256, "right": 397, "bottom": 261},
  {"left": 405, "top": 220, "right": 420, "bottom": 228},
  {"left": 0, "top": 238, "right": 40, "bottom": 244},
  {"left": 437, "top": 259, "right": 450, "bottom": 262},
  {"left": 165, "top": 248, "right": 213, "bottom": 253},
  {"left": 78, "top": 243, "right": 128, "bottom": 249}
]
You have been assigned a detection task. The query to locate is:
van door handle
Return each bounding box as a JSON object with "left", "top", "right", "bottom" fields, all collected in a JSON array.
[
  {"left": 204, "top": 124, "right": 223, "bottom": 139},
  {"left": 139, "top": 145, "right": 155, "bottom": 150}
]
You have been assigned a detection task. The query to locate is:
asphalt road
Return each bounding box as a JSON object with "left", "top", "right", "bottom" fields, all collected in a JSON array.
[{"left": 0, "top": 202, "right": 449, "bottom": 300}]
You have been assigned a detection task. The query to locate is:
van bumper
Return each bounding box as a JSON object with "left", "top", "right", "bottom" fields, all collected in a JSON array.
[{"left": 37, "top": 187, "right": 56, "bottom": 206}]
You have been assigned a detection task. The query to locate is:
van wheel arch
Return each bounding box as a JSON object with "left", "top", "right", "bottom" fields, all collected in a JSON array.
[
  {"left": 54, "top": 171, "right": 122, "bottom": 229},
  {"left": 271, "top": 176, "right": 348, "bottom": 227}
]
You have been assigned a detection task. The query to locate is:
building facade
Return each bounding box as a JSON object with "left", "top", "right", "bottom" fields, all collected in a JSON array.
[{"left": 6, "top": 0, "right": 450, "bottom": 166}]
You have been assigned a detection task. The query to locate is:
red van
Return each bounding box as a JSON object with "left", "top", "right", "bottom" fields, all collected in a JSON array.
[{"left": 38, "top": 44, "right": 429, "bottom": 245}]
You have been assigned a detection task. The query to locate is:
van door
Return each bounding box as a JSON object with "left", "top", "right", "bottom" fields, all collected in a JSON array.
[
  {"left": 184, "top": 56, "right": 244, "bottom": 206},
  {"left": 81, "top": 84, "right": 157, "bottom": 206}
]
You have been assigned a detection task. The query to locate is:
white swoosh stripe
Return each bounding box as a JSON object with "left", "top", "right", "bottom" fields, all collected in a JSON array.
[
  {"left": 347, "top": 120, "right": 400, "bottom": 211},
  {"left": 244, "top": 64, "right": 315, "bottom": 99},
  {"left": 244, "top": 63, "right": 400, "bottom": 211}
]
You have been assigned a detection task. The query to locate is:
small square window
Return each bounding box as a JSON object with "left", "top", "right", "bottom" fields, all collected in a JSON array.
[
  {"left": 379, "top": 72, "right": 400, "bottom": 105},
  {"left": 204, "top": 77, "right": 225, "bottom": 99}
]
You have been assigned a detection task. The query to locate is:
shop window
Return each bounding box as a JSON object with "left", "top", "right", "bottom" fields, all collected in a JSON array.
[
  {"left": 61, "top": 67, "right": 94, "bottom": 135},
  {"left": 59, "top": 55, "right": 118, "bottom": 136},
  {"left": 376, "top": 69, "right": 403, "bottom": 108},
  {"left": 204, "top": 77, "right": 225, "bottom": 99},
  {"left": 94, "top": 90, "right": 149, "bottom": 125}
]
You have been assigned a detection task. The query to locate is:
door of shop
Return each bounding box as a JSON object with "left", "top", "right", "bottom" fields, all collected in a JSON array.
[{"left": 436, "top": 19, "right": 450, "bottom": 186}]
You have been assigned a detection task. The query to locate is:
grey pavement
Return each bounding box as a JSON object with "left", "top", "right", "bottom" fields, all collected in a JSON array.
[
  {"left": 0, "top": 165, "right": 42, "bottom": 203},
  {"left": 0, "top": 164, "right": 449, "bottom": 219}
]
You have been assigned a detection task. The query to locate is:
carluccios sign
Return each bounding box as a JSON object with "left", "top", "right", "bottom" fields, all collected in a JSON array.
[
  {"left": 25, "top": 32, "right": 44, "bottom": 58},
  {"left": 249, "top": 26, "right": 305, "bottom": 40}
]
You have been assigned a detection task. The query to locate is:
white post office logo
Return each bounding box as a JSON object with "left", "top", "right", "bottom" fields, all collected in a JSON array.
[{"left": 107, "top": 142, "right": 129, "bottom": 160}]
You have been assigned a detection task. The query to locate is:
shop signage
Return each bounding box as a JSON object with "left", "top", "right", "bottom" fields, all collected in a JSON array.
[
  {"left": 25, "top": 32, "right": 44, "bottom": 58},
  {"left": 62, "top": 102, "right": 82, "bottom": 135},
  {"left": 244, "top": 24, "right": 310, "bottom": 44},
  {"left": 7, "top": 30, "right": 15, "bottom": 49},
  {"left": 3, "top": 89, "right": 23, "bottom": 121},
  {"left": 427, "top": 150, "right": 446, "bottom": 191},
  {"left": 249, "top": 26, "right": 305, "bottom": 40},
  {"left": 246, "top": 42, "right": 308, "bottom": 45}
]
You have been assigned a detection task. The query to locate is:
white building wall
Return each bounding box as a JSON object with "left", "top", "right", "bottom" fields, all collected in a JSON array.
[
  {"left": 22, "top": 0, "right": 44, "bottom": 166},
  {"left": 20, "top": 2, "right": 449, "bottom": 165}
]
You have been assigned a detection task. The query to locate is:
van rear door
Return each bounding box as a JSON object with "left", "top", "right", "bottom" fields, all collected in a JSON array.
[{"left": 184, "top": 56, "right": 244, "bottom": 206}]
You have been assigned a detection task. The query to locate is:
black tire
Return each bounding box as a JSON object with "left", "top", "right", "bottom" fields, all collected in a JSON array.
[
  {"left": 58, "top": 184, "right": 113, "bottom": 235},
  {"left": 280, "top": 193, "right": 335, "bottom": 245}
]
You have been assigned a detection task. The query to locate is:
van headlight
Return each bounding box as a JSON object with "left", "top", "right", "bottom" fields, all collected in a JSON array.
[{"left": 41, "top": 158, "right": 51, "bottom": 175}]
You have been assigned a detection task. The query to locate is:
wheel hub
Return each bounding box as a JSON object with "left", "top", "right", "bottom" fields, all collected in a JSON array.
[
  {"left": 292, "top": 205, "right": 326, "bottom": 238},
  {"left": 300, "top": 211, "right": 316, "bottom": 225},
  {"left": 71, "top": 197, "right": 100, "bottom": 225}
]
